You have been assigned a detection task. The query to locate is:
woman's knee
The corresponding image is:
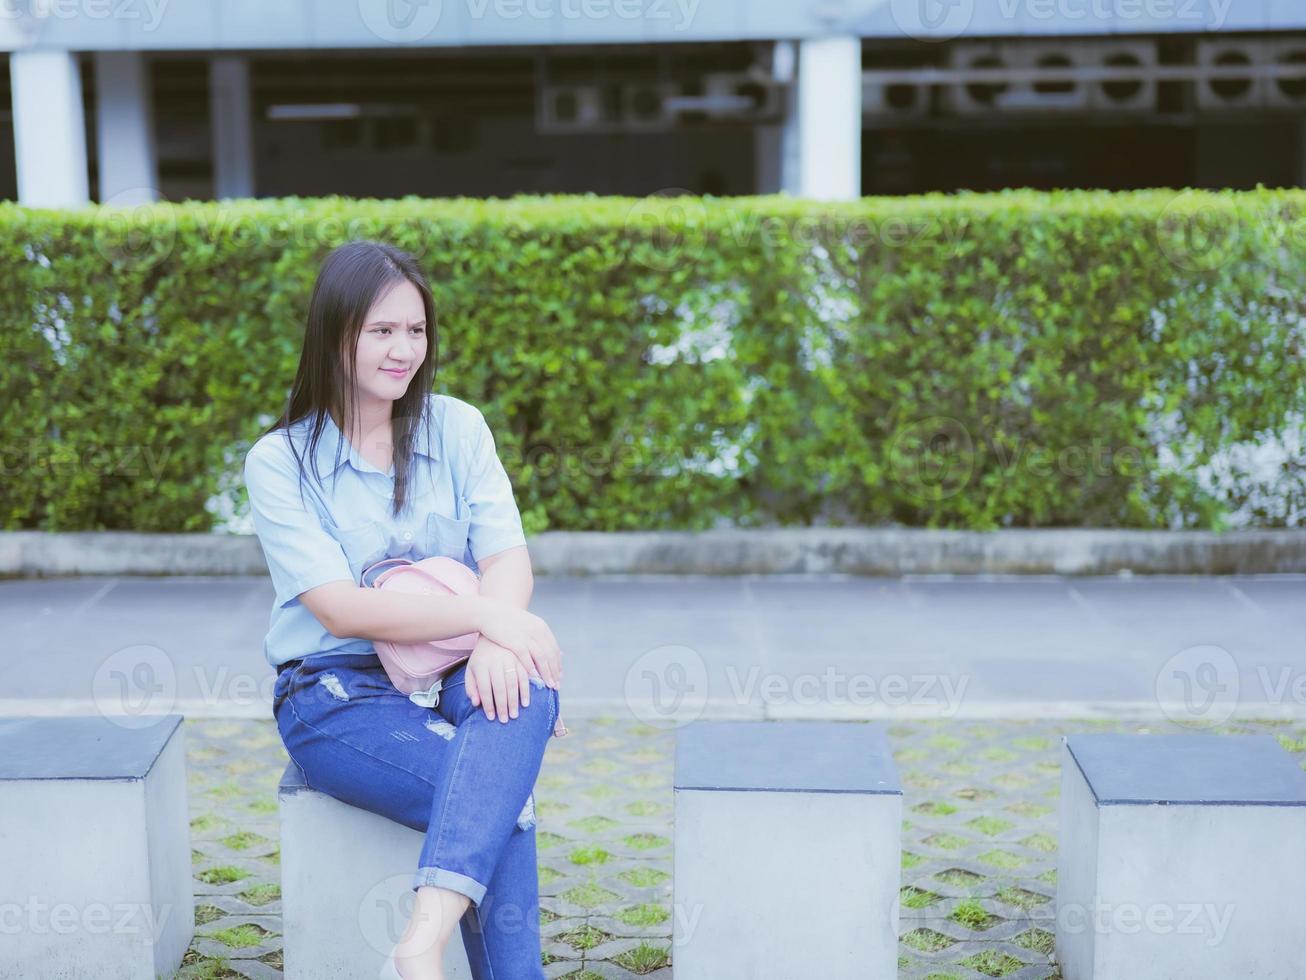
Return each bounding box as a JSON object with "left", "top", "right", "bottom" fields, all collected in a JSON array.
[{"left": 478, "top": 679, "right": 557, "bottom": 741}]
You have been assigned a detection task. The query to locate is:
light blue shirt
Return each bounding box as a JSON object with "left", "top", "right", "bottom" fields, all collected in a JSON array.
[{"left": 243, "top": 392, "right": 528, "bottom": 668}]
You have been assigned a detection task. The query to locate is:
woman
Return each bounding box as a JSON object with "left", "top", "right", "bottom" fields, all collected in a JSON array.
[{"left": 243, "top": 240, "right": 565, "bottom": 980}]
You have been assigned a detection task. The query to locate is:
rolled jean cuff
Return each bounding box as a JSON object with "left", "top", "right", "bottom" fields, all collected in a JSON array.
[{"left": 412, "top": 866, "right": 487, "bottom": 906}]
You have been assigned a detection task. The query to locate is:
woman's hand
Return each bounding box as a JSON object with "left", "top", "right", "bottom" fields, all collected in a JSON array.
[
  {"left": 465, "top": 638, "right": 535, "bottom": 723},
  {"left": 472, "top": 599, "right": 564, "bottom": 692}
]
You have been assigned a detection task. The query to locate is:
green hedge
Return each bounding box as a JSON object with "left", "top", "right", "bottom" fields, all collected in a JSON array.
[{"left": 1, "top": 188, "right": 1303, "bottom": 533}]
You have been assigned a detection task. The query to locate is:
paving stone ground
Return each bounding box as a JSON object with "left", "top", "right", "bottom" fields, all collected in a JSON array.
[{"left": 171, "top": 715, "right": 1306, "bottom": 980}]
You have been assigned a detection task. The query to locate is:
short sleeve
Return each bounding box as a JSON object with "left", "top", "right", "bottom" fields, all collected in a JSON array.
[
  {"left": 243, "top": 440, "right": 356, "bottom": 608},
  {"left": 459, "top": 405, "right": 528, "bottom": 563}
]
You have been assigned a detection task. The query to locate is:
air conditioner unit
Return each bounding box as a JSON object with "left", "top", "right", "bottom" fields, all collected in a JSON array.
[
  {"left": 1196, "top": 39, "right": 1268, "bottom": 110},
  {"left": 1009, "top": 42, "right": 1092, "bottom": 111},
  {"left": 945, "top": 39, "right": 1161, "bottom": 117},
  {"left": 538, "top": 83, "right": 604, "bottom": 132},
  {"left": 668, "top": 71, "right": 783, "bottom": 120},
  {"left": 1086, "top": 39, "right": 1158, "bottom": 112},
  {"left": 712, "top": 72, "right": 784, "bottom": 118},
  {"left": 862, "top": 77, "right": 930, "bottom": 120},
  {"left": 945, "top": 41, "right": 1015, "bottom": 115},
  {"left": 1267, "top": 38, "right": 1306, "bottom": 108},
  {"left": 618, "top": 81, "right": 676, "bottom": 129}
]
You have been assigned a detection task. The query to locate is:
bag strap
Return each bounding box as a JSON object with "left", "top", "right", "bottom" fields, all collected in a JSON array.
[
  {"left": 364, "top": 558, "right": 471, "bottom": 596},
  {"left": 361, "top": 556, "right": 412, "bottom": 586}
]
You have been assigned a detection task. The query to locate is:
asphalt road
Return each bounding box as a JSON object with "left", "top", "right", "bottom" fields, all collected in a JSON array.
[{"left": 1, "top": 573, "right": 1302, "bottom": 722}]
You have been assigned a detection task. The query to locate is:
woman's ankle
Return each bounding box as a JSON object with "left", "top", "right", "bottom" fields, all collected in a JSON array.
[{"left": 393, "top": 941, "right": 445, "bottom": 980}]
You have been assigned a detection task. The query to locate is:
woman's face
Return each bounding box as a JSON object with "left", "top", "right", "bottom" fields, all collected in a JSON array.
[{"left": 349, "top": 278, "right": 427, "bottom": 405}]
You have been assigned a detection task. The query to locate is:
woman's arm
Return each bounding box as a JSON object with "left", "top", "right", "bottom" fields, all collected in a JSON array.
[
  {"left": 303, "top": 580, "right": 489, "bottom": 643},
  {"left": 304, "top": 568, "right": 562, "bottom": 678},
  {"left": 305, "top": 545, "right": 533, "bottom": 645},
  {"left": 476, "top": 545, "right": 533, "bottom": 607},
  {"left": 464, "top": 545, "right": 564, "bottom": 721},
  {"left": 304, "top": 548, "right": 533, "bottom": 644},
  {"left": 471, "top": 545, "right": 561, "bottom": 688}
]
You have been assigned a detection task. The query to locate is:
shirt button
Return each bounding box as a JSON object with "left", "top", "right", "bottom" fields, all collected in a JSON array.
[{"left": 402, "top": 531, "right": 413, "bottom": 541}]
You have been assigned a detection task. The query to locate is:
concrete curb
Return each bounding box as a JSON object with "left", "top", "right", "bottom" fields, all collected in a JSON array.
[
  {"left": 2, "top": 528, "right": 1306, "bottom": 577},
  {"left": 7, "top": 697, "right": 1304, "bottom": 721}
]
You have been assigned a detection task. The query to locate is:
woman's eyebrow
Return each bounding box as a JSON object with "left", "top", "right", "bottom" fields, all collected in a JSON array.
[{"left": 368, "top": 319, "right": 427, "bottom": 326}]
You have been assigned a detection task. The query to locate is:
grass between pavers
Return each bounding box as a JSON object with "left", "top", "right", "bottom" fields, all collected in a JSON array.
[
  {"left": 616, "top": 903, "right": 670, "bottom": 927},
  {"left": 238, "top": 883, "right": 281, "bottom": 906},
  {"left": 612, "top": 941, "right": 671, "bottom": 973},
  {"left": 195, "top": 866, "right": 250, "bottom": 886},
  {"left": 199, "top": 923, "right": 277, "bottom": 949},
  {"left": 174, "top": 714, "right": 1306, "bottom": 979}
]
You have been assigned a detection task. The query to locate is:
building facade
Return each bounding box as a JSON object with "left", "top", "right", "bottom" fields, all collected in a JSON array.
[{"left": 2, "top": 0, "right": 1304, "bottom": 206}]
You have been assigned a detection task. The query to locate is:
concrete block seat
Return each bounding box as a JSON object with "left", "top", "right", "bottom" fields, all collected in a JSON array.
[
  {"left": 0, "top": 714, "right": 193, "bottom": 980},
  {"left": 672, "top": 720, "right": 903, "bottom": 979},
  {"left": 277, "top": 762, "right": 472, "bottom": 979},
  {"left": 1057, "top": 733, "right": 1306, "bottom": 980}
]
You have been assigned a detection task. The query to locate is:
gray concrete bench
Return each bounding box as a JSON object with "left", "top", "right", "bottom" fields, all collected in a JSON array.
[
  {"left": 672, "top": 720, "right": 903, "bottom": 979},
  {"left": 0, "top": 714, "right": 193, "bottom": 980},
  {"left": 277, "top": 762, "right": 472, "bottom": 979},
  {"left": 1057, "top": 733, "right": 1306, "bottom": 979}
]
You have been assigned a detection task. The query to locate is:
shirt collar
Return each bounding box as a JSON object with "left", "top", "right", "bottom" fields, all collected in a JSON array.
[{"left": 302, "top": 400, "right": 441, "bottom": 478}]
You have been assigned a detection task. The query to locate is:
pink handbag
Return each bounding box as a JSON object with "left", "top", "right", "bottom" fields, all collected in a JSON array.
[{"left": 361, "top": 555, "right": 567, "bottom": 736}]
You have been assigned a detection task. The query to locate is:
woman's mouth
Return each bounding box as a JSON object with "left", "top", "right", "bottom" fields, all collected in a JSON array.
[{"left": 381, "top": 367, "right": 410, "bottom": 378}]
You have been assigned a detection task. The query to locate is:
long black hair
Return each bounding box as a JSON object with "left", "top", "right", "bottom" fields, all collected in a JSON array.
[{"left": 258, "top": 240, "right": 439, "bottom": 519}]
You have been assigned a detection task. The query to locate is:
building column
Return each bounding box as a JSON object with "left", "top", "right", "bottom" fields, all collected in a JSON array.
[
  {"left": 754, "top": 40, "right": 801, "bottom": 196},
  {"left": 93, "top": 51, "right": 159, "bottom": 204},
  {"left": 10, "top": 50, "right": 90, "bottom": 207},
  {"left": 795, "top": 35, "right": 862, "bottom": 201},
  {"left": 209, "top": 56, "right": 255, "bottom": 200},
  {"left": 1300, "top": 118, "right": 1306, "bottom": 188},
  {"left": 779, "top": 75, "right": 802, "bottom": 196}
]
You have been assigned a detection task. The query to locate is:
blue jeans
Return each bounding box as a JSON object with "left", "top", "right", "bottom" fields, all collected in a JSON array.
[{"left": 273, "top": 652, "right": 559, "bottom": 979}]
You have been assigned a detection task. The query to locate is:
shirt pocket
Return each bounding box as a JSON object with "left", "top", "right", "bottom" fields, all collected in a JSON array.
[
  {"left": 425, "top": 509, "right": 471, "bottom": 563},
  {"left": 326, "top": 520, "right": 388, "bottom": 583}
]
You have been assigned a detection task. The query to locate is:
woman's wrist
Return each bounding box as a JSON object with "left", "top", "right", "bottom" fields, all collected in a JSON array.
[{"left": 467, "top": 594, "right": 496, "bottom": 633}]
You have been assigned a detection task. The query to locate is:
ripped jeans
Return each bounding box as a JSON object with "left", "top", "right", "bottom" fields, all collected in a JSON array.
[{"left": 273, "top": 652, "right": 559, "bottom": 979}]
